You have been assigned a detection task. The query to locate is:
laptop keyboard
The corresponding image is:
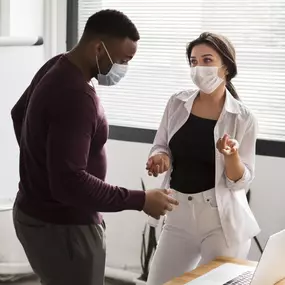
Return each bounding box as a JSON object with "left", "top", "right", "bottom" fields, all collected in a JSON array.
[{"left": 223, "top": 270, "right": 253, "bottom": 285}]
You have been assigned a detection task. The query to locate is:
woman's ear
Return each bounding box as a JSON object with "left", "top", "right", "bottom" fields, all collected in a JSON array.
[
  {"left": 223, "top": 65, "right": 229, "bottom": 76},
  {"left": 224, "top": 67, "right": 230, "bottom": 81},
  {"left": 220, "top": 65, "right": 228, "bottom": 81}
]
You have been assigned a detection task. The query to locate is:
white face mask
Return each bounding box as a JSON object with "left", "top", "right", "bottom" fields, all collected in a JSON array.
[
  {"left": 190, "top": 66, "right": 224, "bottom": 94},
  {"left": 97, "top": 63, "right": 128, "bottom": 86},
  {"left": 96, "top": 42, "right": 128, "bottom": 86}
]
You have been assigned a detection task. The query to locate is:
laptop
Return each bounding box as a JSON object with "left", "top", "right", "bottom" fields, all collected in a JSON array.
[{"left": 186, "top": 229, "right": 285, "bottom": 285}]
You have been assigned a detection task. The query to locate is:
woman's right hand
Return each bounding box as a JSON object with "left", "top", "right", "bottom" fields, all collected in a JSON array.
[{"left": 146, "top": 153, "right": 170, "bottom": 177}]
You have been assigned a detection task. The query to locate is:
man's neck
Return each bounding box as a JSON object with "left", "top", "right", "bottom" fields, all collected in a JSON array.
[{"left": 67, "top": 45, "right": 93, "bottom": 81}]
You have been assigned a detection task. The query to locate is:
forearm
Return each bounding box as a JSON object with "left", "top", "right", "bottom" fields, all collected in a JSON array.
[
  {"left": 224, "top": 152, "right": 245, "bottom": 182},
  {"left": 50, "top": 170, "right": 145, "bottom": 212}
]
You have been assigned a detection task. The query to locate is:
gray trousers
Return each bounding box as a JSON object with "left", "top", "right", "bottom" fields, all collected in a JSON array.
[{"left": 13, "top": 206, "right": 106, "bottom": 285}]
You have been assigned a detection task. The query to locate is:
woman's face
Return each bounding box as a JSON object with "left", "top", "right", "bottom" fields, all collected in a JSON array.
[{"left": 190, "top": 43, "right": 227, "bottom": 79}]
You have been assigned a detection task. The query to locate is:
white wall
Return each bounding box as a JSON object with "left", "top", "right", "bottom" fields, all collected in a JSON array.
[
  {"left": 0, "top": 46, "right": 45, "bottom": 199},
  {"left": 103, "top": 140, "right": 285, "bottom": 273},
  {"left": 9, "top": 0, "right": 44, "bottom": 37},
  {"left": 0, "top": 0, "right": 10, "bottom": 36},
  {"left": 0, "top": 0, "right": 45, "bottom": 199},
  {"left": 0, "top": 0, "right": 66, "bottom": 200}
]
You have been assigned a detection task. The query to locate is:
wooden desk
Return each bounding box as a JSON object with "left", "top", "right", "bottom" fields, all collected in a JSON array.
[{"left": 164, "top": 256, "right": 285, "bottom": 285}]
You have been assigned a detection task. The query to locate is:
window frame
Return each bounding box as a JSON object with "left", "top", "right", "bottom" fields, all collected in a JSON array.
[{"left": 66, "top": 0, "right": 285, "bottom": 158}]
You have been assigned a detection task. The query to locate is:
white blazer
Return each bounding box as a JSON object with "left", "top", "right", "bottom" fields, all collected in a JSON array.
[{"left": 148, "top": 89, "right": 260, "bottom": 247}]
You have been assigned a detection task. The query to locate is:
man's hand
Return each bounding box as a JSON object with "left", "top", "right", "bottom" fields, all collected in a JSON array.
[
  {"left": 146, "top": 153, "right": 170, "bottom": 177},
  {"left": 143, "top": 189, "right": 179, "bottom": 219}
]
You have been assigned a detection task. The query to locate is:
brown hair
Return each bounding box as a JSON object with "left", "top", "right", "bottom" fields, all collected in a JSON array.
[{"left": 186, "top": 32, "right": 239, "bottom": 100}]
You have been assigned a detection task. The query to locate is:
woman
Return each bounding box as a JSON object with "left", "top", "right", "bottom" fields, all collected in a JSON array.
[{"left": 145, "top": 32, "right": 260, "bottom": 285}]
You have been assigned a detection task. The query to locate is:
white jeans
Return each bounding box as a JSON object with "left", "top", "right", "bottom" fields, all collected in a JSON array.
[{"left": 146, "top": 189, "right": 251, "bottom": 285}]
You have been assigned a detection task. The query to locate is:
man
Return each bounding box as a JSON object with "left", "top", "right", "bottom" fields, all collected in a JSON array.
[{"left": 11, "top": 10, "right": 178, "bottom": 285}]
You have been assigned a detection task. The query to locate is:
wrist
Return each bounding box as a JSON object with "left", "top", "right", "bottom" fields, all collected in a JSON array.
[
  {"left": 127, "top": 190, "right": 146, "bottom": 211},
  {"left": 224, "top": 151, "right": 239, "bottom": 161}
]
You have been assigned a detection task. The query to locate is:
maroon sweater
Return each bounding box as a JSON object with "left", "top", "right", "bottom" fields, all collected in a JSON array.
[{"left": 11, "top": 54, "right": 145, "bottom": 225}]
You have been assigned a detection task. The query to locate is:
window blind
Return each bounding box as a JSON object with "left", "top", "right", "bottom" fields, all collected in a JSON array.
[{"left": 78, "top": 0, "right": 285, "bottom": 141}]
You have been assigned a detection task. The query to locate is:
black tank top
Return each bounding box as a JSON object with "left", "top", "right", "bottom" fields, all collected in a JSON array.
[{"left": 169, "top": 113, "right": 217, "bottom": 194}]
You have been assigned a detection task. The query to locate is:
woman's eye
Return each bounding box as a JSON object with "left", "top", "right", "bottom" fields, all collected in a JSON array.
[
  {"left": 204, "top": 58, "right": 212, "bottom": 63},
  {"left": 190, "top": 59, "right": 197, "bottom": 66}
]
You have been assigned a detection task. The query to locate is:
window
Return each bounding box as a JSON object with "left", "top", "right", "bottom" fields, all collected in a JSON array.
[{"left": 78, "top": 0, "right": 285, "bottom": 141}]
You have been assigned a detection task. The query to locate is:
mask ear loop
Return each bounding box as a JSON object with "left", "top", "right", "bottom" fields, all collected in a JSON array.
[
  {"left": 96, "top": 41, "right": 113, "bottom": 76},
  {"left": 101, "top": 41, "right": 114, "bottom": 64},
  {"left": 96, "top": 55, "right": 101, "bottom": 74}
]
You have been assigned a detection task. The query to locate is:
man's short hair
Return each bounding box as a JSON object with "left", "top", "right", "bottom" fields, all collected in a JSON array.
[{"left": 83, "top": 9, "right": 140, "bottom": 41}]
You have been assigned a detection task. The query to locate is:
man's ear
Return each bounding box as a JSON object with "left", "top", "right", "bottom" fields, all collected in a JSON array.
[{"left": 93, "top": 40, "right": 103, "bottom": 56}]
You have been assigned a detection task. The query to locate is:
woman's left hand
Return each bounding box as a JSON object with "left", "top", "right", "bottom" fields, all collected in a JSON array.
[{"left": 216, "top": 134, "right": 240, "bottom": 156}]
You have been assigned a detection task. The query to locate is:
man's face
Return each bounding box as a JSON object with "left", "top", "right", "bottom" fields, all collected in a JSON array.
[{"left": 92, "top": 37, "right": 137, "bottom": 78}]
